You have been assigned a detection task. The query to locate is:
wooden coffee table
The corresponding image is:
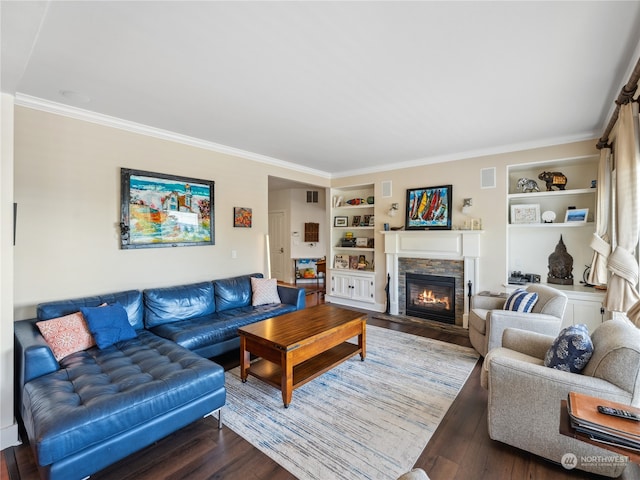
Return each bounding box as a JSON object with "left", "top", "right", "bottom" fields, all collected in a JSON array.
[{"left": 238, "top": 304, "right": 367, "bottom": 407}]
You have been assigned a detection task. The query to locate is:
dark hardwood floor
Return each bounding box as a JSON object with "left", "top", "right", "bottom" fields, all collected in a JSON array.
[{"left": 4, "top": 305, "right": 637, "bottom": 479}]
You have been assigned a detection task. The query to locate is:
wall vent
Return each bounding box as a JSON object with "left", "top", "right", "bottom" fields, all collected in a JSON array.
[{"left": 306, "top": 191, "right": 319, "bottom": 203}]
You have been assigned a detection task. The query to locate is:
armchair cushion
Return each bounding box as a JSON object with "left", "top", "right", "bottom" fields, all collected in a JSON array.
[
  {"left": 543, "top": 324, "right": 593, "bottom": 373},
  {"left": 504, "top": 288, "right": 538, "bottom": 312}
]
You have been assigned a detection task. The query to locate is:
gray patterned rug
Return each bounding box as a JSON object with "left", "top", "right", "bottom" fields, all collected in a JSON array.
[{"left": 223, "top": 324, "right": 479, "bottom": 480}]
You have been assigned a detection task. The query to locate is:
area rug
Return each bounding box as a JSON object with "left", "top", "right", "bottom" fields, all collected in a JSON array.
[{"left": 223, "top": 325, "right": 479, "bottom": 480}]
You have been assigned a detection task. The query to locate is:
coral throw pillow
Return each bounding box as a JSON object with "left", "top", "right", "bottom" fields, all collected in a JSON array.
[
  {"left": 251, "top": 277, "right": 281, "bottom": 306},
  {"left": 37, "top": 312, "right": 96, "bottom": 361}
]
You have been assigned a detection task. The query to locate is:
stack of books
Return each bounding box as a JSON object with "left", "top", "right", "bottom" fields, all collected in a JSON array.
[{"left": 567, "top": 392, "right": 640, "bottom": 452}]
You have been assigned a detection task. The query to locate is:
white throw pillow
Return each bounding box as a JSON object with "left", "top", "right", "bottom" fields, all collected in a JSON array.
[{"left": 251, "top": 277, "right": 281, "bottom": 306}]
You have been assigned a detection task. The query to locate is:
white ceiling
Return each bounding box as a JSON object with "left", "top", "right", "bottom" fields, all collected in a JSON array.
[{"left": 3, "top": 1, "right": 640, "bottom": 178}]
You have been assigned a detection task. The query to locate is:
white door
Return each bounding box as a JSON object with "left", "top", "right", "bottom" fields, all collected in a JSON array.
[{"left": 268, "top": 211, "right": 286, "bottom": 281}]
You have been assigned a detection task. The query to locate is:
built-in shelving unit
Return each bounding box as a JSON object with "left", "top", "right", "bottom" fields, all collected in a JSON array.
[
  {"left": 506, "top": 154, "right": 606, "bottom": 332},
  {"left": 326, "top": 184, "right": 376, "bottom": 306}
]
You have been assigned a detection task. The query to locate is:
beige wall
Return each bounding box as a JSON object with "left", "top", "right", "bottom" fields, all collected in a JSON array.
[
  {"left": 12, "top": 106, "right": 327, "bottom": 320},
  {"left": 332, "top": 140, "right": 599, "bottom": 302}
]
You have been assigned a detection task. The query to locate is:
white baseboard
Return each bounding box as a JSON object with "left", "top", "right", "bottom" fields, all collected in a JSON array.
[{"left": 1, "top": 421, "right": 21, "bottom": 450}]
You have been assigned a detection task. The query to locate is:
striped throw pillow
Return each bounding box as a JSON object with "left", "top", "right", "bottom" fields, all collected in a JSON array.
[{"left": 503, "top": 288, "right": 538, "bottom": 313}]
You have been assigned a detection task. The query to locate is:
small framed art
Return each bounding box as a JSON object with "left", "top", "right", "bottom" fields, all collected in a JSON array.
[
  {"left": 334, "top": 216, "right": 348, "bottom": 227},
  {"left": 234, "top": 207, "right": 252, "bottom": 228},
  {"left": 510, "top": 204, "right": 540, "bottom": 224},
  {"left": 564, "top": 208, "right": 588, "bottom": 223}
]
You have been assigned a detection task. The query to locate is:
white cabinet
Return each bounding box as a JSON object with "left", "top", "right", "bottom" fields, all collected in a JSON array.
[
  {"left": 561, "top": 288, "right": 607, "bottom": 334},
  {"left": 327, "top": 184, "right": 376, "bottom": 308},
  {"left": 329, "top": 270, "right": 375, "bottom": 304}
]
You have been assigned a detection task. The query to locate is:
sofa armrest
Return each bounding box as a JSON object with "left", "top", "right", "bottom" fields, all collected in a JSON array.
[
  {"left": 501, "top": 328, "right": 555, "bottom": 360},
  {"left": 277, "top": 285, "right": 306, "bottom": 310},
  {"left": 488, "top": 353, "right": 633, "bottom": 410},
  {"left": 486, "top": 310, "right": 562, "bottom": 354},
  {"left": 14, "top": 319, "right": 60, "bottom": 419}
]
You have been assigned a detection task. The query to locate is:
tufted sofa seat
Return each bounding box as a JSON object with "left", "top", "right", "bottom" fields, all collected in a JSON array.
[{"left": 20, "top": 330, "right": 225, "bottom": 480}]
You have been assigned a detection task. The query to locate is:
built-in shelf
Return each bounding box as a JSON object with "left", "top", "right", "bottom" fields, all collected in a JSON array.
[
  {"left": 508, "top": 188, "right": 596, "bottom": 200},
  {"left": 508, "top": 222, "right": 595, "bottom": 229}
]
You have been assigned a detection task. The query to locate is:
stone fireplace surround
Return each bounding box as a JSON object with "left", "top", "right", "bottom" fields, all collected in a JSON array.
[{"left": 383, "top": 230, "right": 482, "bottom": 328}]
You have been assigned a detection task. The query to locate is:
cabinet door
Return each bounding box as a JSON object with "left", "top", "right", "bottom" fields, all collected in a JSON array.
[
  {"left": 330, "top": 272, "right": 352, "bottom": 298},
  {"left": 351, "top": 276, "right": 375, "bottom": 303},
  {"left": 569, "top": 300, "right": 604, "bottom": 334}
]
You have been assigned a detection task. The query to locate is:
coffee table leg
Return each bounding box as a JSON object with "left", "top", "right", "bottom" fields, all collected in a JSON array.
[
  {"left": 240, "top": 335, "right": 250, "bottom": 383},
  {"left": 359, "top": 320, "right": 367, "bottom": 361},
  {"left": 282, "top": 351, "right": 293, "bottom": 408}
]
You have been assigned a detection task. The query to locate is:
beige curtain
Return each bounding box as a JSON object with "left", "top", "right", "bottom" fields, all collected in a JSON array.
[
  {"left": 604, "top": 102, "right": 640, "bottom": 313},
  {"left": 588, "top": 147, "right": 611, "bottom": 285}
]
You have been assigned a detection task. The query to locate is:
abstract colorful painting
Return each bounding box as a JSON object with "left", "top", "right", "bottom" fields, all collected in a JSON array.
[
  {"left": 234, "top": 207, "right": 252, "bottom": 228},
  {"left": 405, "top": 185, "right": 452, "bottom": 230},
  {"left": 120, "top": 168, "right": 214, "bottom": 248}
]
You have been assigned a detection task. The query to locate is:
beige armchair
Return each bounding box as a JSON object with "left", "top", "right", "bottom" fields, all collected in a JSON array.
[
  {"left": 468, "top": 284, "right": 567, "bottom": 357},
  {"left": 483, "top": 319, "right": 640, "bottom": 478}
]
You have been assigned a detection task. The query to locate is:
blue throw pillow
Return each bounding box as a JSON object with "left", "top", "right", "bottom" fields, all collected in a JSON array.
[
  {"left": 544, "top": 324, "right": 593, "bottom": 373},
  {"left": 80, "top": 304, "right": 137, "bottom": 349},
  {"left": 503, "top": 288, "right": 538, "bottom": 312}
]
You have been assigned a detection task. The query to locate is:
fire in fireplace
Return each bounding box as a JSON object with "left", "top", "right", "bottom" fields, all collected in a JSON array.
[{"left": 405, "top": 273, "right": 456, "bottom": 324}]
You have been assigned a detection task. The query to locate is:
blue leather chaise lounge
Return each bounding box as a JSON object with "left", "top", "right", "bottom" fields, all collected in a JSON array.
[{"left": 14, "top": 273, "right": 304, "bottom": 480}]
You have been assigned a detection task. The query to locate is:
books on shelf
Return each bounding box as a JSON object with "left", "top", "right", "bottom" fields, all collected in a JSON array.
[{"left": 567, "top": 392, "right": 640, "bottom": 451}]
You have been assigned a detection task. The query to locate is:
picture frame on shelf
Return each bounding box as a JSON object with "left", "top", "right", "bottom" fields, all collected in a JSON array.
[
  {"left": 334, "top": 254, "right": 349, "bottom": 269},
  {"left": 405, "top": 184, "right": 452, "bottom": 230},
  {"left": 334, "top": 216, "right": 348, "bottom": 227},
  {"left": 352, "top": 215, "right": 361, "bottom": 227},
  {"left": 355, "top": 237, "right": 368, "bottom": 247},
  {"left": 363, "top": 214, "right": 375, "bottom": 226},
  {"left": 565, "top": 208, "right": 589, "bottom": 223},
  {"left": 510, "top": 204, "right": 541, "bottom": 224}
]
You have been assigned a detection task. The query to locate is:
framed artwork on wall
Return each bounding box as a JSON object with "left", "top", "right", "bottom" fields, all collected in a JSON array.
[
  {"left": 234, "top": 207, "right": 252, "bottom": 228},
  {"left": 120, "top": 168, "right": 214, "bottom": 249},
  {"left": 405, "top": 185, "right": 452, "bottom": 230}
]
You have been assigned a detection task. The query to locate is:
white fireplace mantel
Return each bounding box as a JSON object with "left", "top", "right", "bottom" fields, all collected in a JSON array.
[{"left": 382, "top": 230, "right": 482, "bottom": 327}]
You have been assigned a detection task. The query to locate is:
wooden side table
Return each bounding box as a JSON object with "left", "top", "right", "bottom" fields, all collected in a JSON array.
[{"left": 559, "top": 400, "right": 640, "bottom": 463}]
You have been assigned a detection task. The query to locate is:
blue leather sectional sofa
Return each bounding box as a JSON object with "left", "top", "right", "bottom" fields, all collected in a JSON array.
[{"left": 14, "top": 273, "right": 305, "bottom": 480}]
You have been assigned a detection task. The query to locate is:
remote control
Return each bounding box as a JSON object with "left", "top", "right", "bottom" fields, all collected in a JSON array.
[{"left": 597, "top": 405, "right": 640, "bottom": 421}]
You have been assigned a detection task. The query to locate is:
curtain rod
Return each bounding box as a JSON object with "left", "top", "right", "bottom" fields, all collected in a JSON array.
[{"left": 596, "top": 56, "right": 640, "bottom": 149}]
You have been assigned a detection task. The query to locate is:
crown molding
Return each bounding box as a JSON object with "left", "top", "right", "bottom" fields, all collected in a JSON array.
[{"left": 13, "top": 94, "right": 332, "bottom": 179}]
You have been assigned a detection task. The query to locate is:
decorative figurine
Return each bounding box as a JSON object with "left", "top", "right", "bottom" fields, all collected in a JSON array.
[
  {"left": 547, "top": 235, "right": 573, "bottom": 285},
  {"left": 516, "top": 178, "right": 540, "bottom": 193},
  {"left": 538, "top": 171, "right": 567, "bottom": 191}
]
